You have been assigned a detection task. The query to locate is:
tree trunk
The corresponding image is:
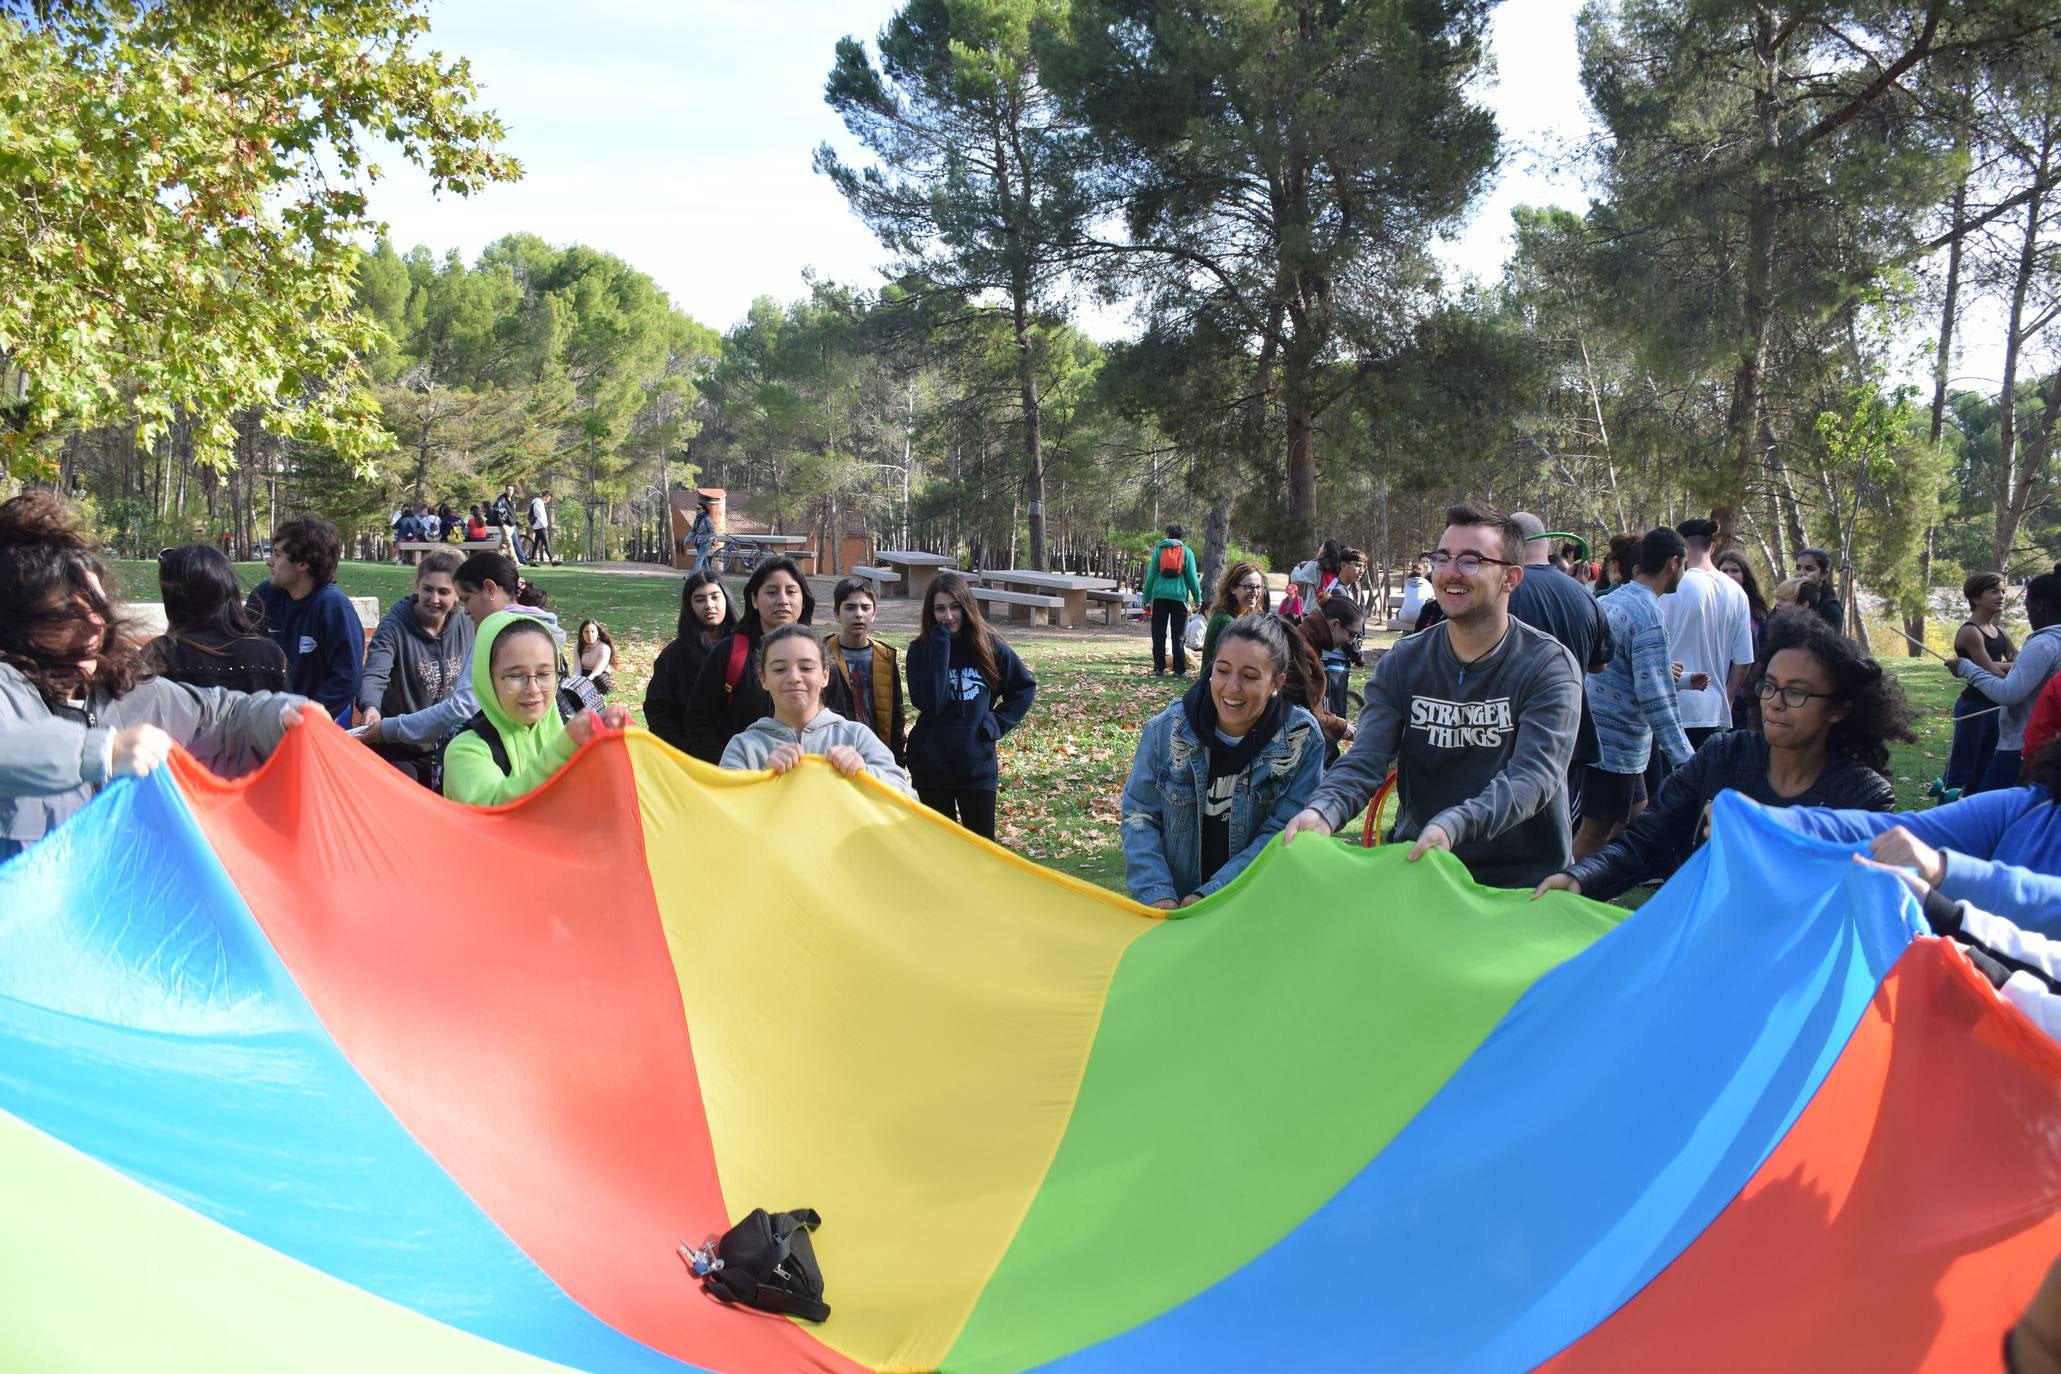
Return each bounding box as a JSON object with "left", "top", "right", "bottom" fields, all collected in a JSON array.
[
  {"left": 1993, "top": 124, "right": 2055, "bottom": 571},
  {"left": 1281, "top": 336, "right": 1318, "bottom": 560},
  {"left": 1013, "top": 281, "right": 1047, "bottom": 571},
  {"left": 1718, "top": 11, "right": 1783, "bottom": 544},
  {"left": 1910, "top": 172, "right": 1967, "bottom": 653},
  {"left": 1199, "top": 495, "right": 1232, "bottom": 606}
]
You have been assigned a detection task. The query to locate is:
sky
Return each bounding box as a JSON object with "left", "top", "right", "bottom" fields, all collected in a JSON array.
[{"left": 368, "top": 0, "right": 1598, "bottom": 339}]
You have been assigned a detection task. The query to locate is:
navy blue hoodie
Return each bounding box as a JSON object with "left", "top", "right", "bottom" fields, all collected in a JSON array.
[
  {"left": 247, "top": 580, "right": 363, "bottom": 725},
  {"left": 905, "top": 623, "right": 1037, "bottom": 791}
]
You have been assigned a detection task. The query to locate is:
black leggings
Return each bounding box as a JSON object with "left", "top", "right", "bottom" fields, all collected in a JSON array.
[{"left": 918, "top": 786, "right": 997, "bottom": 841}]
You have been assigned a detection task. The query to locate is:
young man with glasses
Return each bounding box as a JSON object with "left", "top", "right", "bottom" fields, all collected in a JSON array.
[{"left": 1283, "top": 501, "right": 1583, "bottom": 889}]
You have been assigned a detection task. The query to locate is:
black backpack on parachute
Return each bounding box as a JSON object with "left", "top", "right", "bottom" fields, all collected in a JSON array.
[{"left": 689, "top": 1208, "right": 831, "bottom": 1323}]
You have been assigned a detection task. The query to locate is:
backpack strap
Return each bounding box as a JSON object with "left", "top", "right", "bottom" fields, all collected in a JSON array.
[
  {"left": 457, "top": 711, "right": 511, "bottom": 776},
  {"left": 723, "top": 634, "right": 751, "bottom": 698}
]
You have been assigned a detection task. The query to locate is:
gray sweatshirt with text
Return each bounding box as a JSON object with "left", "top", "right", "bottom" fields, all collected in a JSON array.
[{"left": 1307, "top": 616, "right": 1582, "bottom": 888}]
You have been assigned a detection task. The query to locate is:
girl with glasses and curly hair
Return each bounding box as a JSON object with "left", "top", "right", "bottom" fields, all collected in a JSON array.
[{"left": 1534, "top": 610, "right": 1913, "bottom": 903}]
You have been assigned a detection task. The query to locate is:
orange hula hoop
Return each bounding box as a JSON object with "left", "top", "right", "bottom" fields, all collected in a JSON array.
[{"left": 1360, "top": 770, "right": 1399, "bottom": 846}]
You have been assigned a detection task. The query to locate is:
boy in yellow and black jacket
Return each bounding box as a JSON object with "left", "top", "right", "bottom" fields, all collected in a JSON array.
[{"left": 822, "top": 577, "right": 907, "bottom": 764}]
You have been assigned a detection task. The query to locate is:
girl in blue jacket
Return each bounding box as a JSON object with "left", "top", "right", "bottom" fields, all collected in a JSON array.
[
  {"left": 1120, "top": 614, "right": 1323, "bottom": 907},
  {"left": 905, "top": 572, "right": 1037, "bottom": 840}
]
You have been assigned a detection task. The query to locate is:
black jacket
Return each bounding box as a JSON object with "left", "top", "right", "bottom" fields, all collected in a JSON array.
[
  {"left": 645, "top": 631, "right": 718, "bottom": 753},
  {"left": 143, "top": 630, "right": 289, "bottom": 696},
  {"left": 905, "top": 624, "right": 1037, "bottom": 791},
  {"left": 1565, "top": 730, "right": 1893, "bottom": 900},
  {"left": 681, "top": 628, "right": 771, "bottom": 763}
]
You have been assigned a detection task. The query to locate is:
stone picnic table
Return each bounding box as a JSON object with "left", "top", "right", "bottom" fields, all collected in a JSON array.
[
  {"left": 873, "top": 550, "right": 959, "bottom": 601},
  {"left": 978, "top": 569, "right": 1119, "bottom": 629},
  {"left": 717, "top": 533, "right": 812, "bottom": 574}
]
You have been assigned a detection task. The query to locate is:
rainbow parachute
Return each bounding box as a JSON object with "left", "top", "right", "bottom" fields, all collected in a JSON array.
[{"left": 3, "top": 720, "right": 2060, "bottom": 1371}]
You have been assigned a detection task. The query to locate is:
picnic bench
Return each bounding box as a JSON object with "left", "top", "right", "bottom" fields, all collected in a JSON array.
[
  {"left": 848, "top": 565, "right": 901, "bottom": 600},
  {"left": 1085, "top": 588, "right": 1132, "bottom": 626},
  {"left": 971, "top": 586, "right": 1067, "bottom": 626},
  {"left": 978, "top": 569, "right": 1120, "bottom": 629},
  {"left": 873, "top": 550, "right": 958, "bottom": 602},
  {"left": 395, "top": 535, "right": 501, "bottom": 564}
]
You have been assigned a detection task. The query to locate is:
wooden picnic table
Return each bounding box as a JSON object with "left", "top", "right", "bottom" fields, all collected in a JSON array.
[
  {"left": 979, "top": 569, "right": 1118, "bottom": 629},
  {"left": 874, "top": 550, "right": 958, "bottom": 601}
]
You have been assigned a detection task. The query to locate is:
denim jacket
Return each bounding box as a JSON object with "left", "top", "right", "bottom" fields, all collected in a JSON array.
[{"left": 1120, "top": 700, "right": 1323, "bottom": 905}]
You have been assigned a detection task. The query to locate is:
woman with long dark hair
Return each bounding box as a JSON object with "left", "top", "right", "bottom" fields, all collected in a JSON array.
[
  {"left": 144, "top": 544, "right": 288, "bottom": 693},
  {"left": 1941, "top": 571, "right": 2017, "bottom": 797},
  {"left": 681, "top": 556, "right": 814, "bottom": 763},
  {"left": 644, "top": 568, "right": 736, "bottom": 752},
  {"left": 1199, "top": 560, "right": 1269, "bottom": 675},
  {"left": 1533, "top": 610, "right": 1913, "bottom": 902},
  {"left": 1715, "top": 548, "right": 1770, "bottom": 728},
  {"left": 575, "top": 619, "right": 616, "bottom": 694},
  {"left": 905, "top": 571, "right": 1037, "bottom": 839},
  {"left": 0, "top": 493, "right": 303, "bottom": 858}
]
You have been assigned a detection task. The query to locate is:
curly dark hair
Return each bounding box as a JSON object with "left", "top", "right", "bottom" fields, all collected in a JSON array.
[
  {"left": 0, "top": 491, "right": 146, "bottom": 701},
  {"left": 1755, "top": 609, "right": 1914, "bottom": 778},
  {"left": 271, "top": 514, "right": 341, "bottom": 586}
]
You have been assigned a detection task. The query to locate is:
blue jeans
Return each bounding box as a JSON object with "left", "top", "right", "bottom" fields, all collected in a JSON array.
[
  {"left": 690, "top": 544, "right": 713, "bottom": 574},
  {"left": 1972, "top": 747, "right": 2023, "bottom": 796},
  {"left": 1943, "top": 690, "right": 1999, "bottom": 792}
]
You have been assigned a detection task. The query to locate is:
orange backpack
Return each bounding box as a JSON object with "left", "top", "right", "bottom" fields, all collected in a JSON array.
[{"left": 1157, "top": 542, "right": 1184, "bottom": 576}]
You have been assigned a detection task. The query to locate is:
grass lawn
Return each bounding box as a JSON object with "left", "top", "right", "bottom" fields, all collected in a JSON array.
[{"left": 105, "top": 558, "right": 1974, "bottom": 897}]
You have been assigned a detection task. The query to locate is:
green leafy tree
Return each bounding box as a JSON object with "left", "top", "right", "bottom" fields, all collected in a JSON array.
[
  {"left": 1577, "top": 0, "right": 2058, "bottom": 542},
  {"left": 1050, "top": 0, "right": 1498, "bottom": 559},
  {"left": 0, "top": 0, "right": 517, "bottom": 476},
  {"left": 817, "top": 0, "right": 1089, "bottom": 569}
]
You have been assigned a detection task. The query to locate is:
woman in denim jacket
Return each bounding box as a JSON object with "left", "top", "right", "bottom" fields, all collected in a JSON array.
[{"left": 1121, "top": 614, "right": 1323, "bottom": 908}]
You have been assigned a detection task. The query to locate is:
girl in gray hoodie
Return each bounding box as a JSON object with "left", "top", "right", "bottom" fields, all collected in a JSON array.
[{"left": 719, "top": 625, "right": 911, "bottom": 796}]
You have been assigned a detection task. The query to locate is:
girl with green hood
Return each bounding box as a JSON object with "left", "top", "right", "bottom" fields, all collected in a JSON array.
[{"left": 441, "top": 611, "right": 628, "bottom": 806}]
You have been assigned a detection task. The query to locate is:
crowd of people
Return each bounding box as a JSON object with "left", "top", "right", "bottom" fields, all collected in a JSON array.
[
  {"left": 1113, "top": 504, "right": 2061, "bottom": 1053},
  {"left": 5, "top": 487, "right": 2060, "bottom": 1002},
  {"left": 640, "top": 563, "right": 1036, "bottom": 839},
  {"left": 388, "top": 484, "right": 559, "bottom": 566}
]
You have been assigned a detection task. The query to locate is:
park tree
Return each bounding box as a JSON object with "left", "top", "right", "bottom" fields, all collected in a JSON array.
[
  {"left": 1577, "top": 0, "right": 2060, "bottom": 546},
  {"left": 1968, "top": 54, "right": 2061, "bottom": 571},
  {"left": 1050, "top": 0, "right": 1498, "bottom": 560},
  {"left": 0, "top": 0, "right": 517, "bottom": 477},
  {"left": 817, "top": 0, "right": 1090, "bottom": 569}
]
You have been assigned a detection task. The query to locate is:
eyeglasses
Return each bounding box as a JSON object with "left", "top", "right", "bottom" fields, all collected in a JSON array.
[
  {"left": 1425, "top": 552, "right": 1514, "bottom": 576},
  {"left": 1757, "top": 679, "right": 1836, "bottom": 709},
  {"left": 497, "top": 670, "right": 559, "bottom": 690},
  {"left": 1237, "top": 581, "right": 1266, "bottom": 593}
]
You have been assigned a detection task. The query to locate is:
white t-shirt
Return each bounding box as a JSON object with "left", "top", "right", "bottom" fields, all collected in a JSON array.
[
  {"left": 1398, "top": 575, "right": 1432, "bottom": 624},
  {"left": 1659, "top": 565, "right": 1754, "bottom": 729}
]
